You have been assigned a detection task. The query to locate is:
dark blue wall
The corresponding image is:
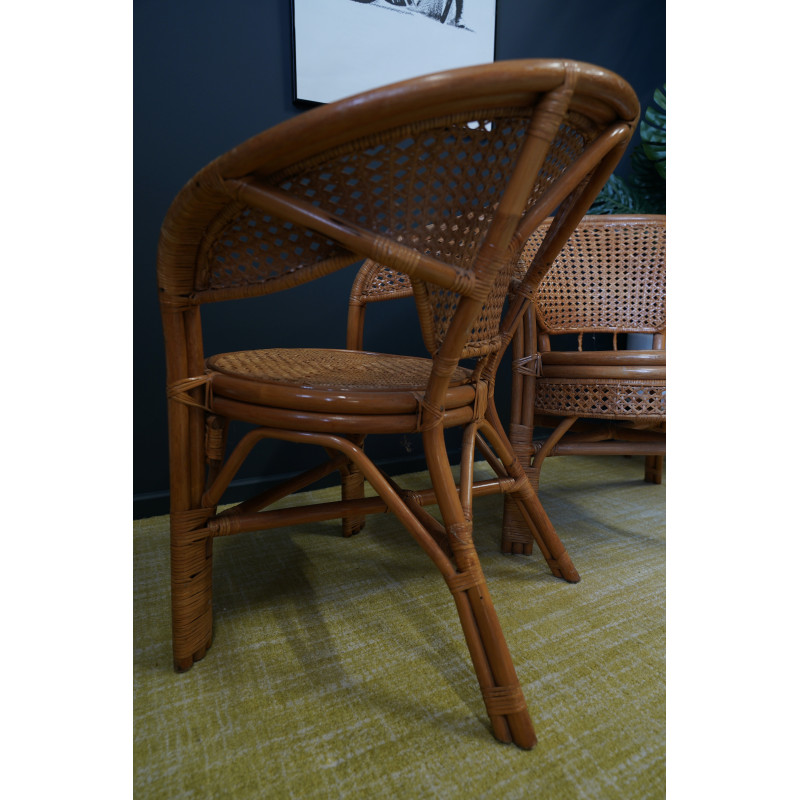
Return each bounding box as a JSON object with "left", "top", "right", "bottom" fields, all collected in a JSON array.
[{"left": 134, "top": 0, "right": 665, "bottom": 517}]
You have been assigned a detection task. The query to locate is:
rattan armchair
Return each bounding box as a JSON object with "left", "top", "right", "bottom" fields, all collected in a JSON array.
[
  {"left": 502, "top": 214, "right": 666, "bottom": 554},
  {"left": 157, "top": 60, "right": 638, "bottom": 748}
]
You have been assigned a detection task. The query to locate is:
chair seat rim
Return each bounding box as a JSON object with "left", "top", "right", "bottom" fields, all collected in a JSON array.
[
  {"left": 532, "top": 407, "right": 666, "bottom": 422},
  {"left": 540, "top": 349, "right": 665, "bottom": 366},
  {"left": 538, "top": 366, "right": 666, "bottom": 380},
  {"left": 209, "top": 395, "right": 476, "bottom": 434}
]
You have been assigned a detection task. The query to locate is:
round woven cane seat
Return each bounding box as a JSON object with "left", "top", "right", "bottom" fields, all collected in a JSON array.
[{"left": 207, "top": 348, "right": 476, "bottom": 414}]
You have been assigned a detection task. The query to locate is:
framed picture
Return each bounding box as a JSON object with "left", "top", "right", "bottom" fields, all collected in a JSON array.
[{"left": 291, "top": 0, "right": 497, "bottom": 106}]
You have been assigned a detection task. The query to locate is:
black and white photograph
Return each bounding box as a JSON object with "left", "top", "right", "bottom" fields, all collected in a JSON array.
[{"left": 293, "top": 0, "right": 497, "bottom": 104}]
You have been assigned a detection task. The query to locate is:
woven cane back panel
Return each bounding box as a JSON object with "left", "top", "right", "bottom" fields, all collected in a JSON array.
[
  {"left": 520, "top": 218, "right": 666, "bottom": 336},
  {"left": 526, "top": 216, "right": 667, "bottom": 421},
  {"left": 203, "top": 109, "right": 599, "bottom": 357}
]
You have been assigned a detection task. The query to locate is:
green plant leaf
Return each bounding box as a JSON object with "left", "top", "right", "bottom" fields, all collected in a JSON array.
[
  {"left": 640, "top": 86, "right": 665, "bottom": 177},
  {"left": 589, "top": 174, "right": 642, "bottom": 214},
  {"left": 589, "top": 84, "right": 666, "bottom": 214}
]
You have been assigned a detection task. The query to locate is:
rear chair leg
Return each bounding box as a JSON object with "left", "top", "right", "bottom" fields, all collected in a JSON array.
[
  {"left": 340, "top": 436, "right": 367, "bottom": 536},
  {"left": 645, "top": 454, "right": 663, "bottom": 484},
  {"left": 481, "top": 416, "right": 580, "bottom": 582}
]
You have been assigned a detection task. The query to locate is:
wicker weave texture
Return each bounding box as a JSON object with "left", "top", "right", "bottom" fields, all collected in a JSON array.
[
  {"left": 533, "top": 379, "right": 666, "bottom": 419},
  {"left": 203, "top": 110, "right": 599, "bottom": 357},
  {"left": 207, "top": 348, "right": 472, "bottom": 391},
  {"left": 520, "top": 215, "right": 666, "bottom": 336},
  {"left": 357, "top": 263, "right": 413, "bottom": 300}
]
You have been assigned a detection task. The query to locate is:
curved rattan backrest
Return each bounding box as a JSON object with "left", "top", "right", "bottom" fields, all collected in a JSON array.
[
  {"left": 158, "top": 61, "right": 638, "bottom": 368},
  {"left": 518, "top": 215, "right": 666, "bottom": 340}
]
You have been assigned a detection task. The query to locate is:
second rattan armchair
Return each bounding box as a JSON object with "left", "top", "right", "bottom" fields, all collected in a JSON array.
[{"left": 502, "top": 214, "right": 666, "bottom": 554}]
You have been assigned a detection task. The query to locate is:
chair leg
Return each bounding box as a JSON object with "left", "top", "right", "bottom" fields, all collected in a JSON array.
[
  {"left": 499, "top": 454, "right": 580, "bottom": 582},
  {"left": 299, "top": 427, "right": 536, "bottom": 748},
  {"left": 340, "top": 436, "right": 367, "bottom": 536},
  {"left": 170, "top": 509, "right": 215, "bottom": 671},
  {"left": 166, "top": 385, "right": 216, "bottom": 671},
  {"left": 423, "top": 425, "right": 536, "bottom": 748},
  {"left": 644, "top": 454, "right": 663, "bottom": 484},
  {"left": 340, "top": 462, "right": 367, "bottom": 536},
  {"left": 481, "top": 410, "right": 580, "bottom": 582},
  {"left": 448, "top": 550, "right": 537, "bottom": 748}
]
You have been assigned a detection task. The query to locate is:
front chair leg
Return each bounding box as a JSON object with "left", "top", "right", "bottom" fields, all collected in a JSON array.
[
  {"left": 317, "top": 428, "right": 536, "bottom": 747},
  {"left": 423, "top": 426, "right": 536, "bottom": 748},
  {"left": 445, "top": 531, "right": 537, "bottom": 748}
]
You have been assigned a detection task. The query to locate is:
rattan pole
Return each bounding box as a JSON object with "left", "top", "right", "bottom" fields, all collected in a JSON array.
[
  {"left": 210, "top": 496, "right": 396, "bottom": 534},
  {"left": 479, "top": 414, "right": 579, "bottom": 582},
  {"left": 510, "top": 319, "right": 525, "bottom": 428},
  {"left": 345, "top": 301, "right": 366, "bottom": 351},
  {"left": 506, "top": 316, "right": 531, "bottom": 556},
  {"left": 218, "top": 454, "right": 350, "bottom": 518},
  {"left": 514, "top": 122, "right": 633, "bottom": 250},
  {"left": 531, "top": 417, "right": 579, "bottom": 477},
  {"left": 161, "top": 305, "right": 216, "bottom": 668},
  {"left": 231, "top": 179, "right": 475, "bottom": 299},
  {"left": 183, "top": 306, "right": 207, "bottom": 505},
  {"left": 459, "top": 422, "right": 478, "bottom": 519},
  {"left": 548, "top": 440, "right": 666, "bottom": 457},
  {"left": 422, "top": 422, "right": 535, "bottom": 747}
]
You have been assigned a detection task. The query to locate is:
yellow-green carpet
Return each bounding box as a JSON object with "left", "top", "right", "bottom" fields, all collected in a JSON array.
[{"left": 134, "top": 456, "right": 665, "bottom": 799}]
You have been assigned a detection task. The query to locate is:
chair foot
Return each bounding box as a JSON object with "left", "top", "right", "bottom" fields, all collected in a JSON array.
[
  {"left": 550, "top": 551, "right": 580, "bottom": 583},
  {"left": 501, "top": 478, "right": 580, "bottom": 583},
  {"left": 446, "top": 540, "right": 538, "bottom": 749},
  {"left": 173, "top": 637, "right": 212, "bottom": 672}
]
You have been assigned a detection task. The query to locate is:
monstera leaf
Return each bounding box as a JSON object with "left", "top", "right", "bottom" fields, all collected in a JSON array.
[
  {"left": 640, "top": 86, "right": 666, "bottom": 178},
  {"left": 590, "top": 85, "right": 666, "bottom": 214}
]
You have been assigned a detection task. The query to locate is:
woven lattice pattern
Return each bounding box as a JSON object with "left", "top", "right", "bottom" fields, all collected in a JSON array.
[
  {"left": 206, "top": 110, "right": 598, "bottom": 355},
  {"left": 519, "top": 217, "right": 666, "bottom": 336},
  {"left": 202, "top": 205, "right": 351, "bottom": 293},
  {"left": 207, "top": 348, "right": 473, "bottom": 391},
  {"left": 360, "top": 264, "right": 413, "bottom": 299},
  {"left": 534, "top": 379, "right": 666, "bottom": 420}
]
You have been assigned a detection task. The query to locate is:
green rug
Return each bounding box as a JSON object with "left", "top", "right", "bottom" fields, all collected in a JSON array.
[{"left": 134, "top": 456, "right": 665, "bottom": 799}]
